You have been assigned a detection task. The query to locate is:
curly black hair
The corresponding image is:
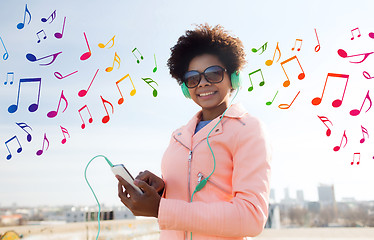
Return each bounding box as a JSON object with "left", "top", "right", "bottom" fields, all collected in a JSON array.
[{"left": 167, "top": 23, "right": 247, "bottom": 86}]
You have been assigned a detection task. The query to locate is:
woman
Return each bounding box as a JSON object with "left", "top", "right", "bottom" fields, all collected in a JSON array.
[{"left": 116, "top": 23, "right": 272, "bottom": 240}]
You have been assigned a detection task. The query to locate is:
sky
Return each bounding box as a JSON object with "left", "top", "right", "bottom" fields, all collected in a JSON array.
[{"left": 1, "top": 0, "right": 374, "bottom": 207}]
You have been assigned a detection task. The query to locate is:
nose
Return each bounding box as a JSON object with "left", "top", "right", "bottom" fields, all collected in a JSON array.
[{"left": 198, "top": 74, "right": 211, "bottom": 87}]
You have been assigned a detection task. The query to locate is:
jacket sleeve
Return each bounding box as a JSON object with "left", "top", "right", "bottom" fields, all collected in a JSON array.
[{"left": 158, "top": 118, "right": 272, "bottom": 237}]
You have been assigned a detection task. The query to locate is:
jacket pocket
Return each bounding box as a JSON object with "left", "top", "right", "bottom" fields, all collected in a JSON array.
[{"left": 197, "top": 172, "right": 232, "bottom": 195}]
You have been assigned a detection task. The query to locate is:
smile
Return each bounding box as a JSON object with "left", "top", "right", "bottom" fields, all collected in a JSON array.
[{"left": 198, "top": 91, "right": 216, "bottom": 97}]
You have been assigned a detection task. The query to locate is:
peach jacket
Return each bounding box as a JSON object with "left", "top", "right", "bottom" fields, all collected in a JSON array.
[{"left": 158, "top": 103, "right": 272, "bottom": 240}]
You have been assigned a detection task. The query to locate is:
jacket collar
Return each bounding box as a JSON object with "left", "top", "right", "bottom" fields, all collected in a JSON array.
[{"left": 173, "top": 103, "right": 248, "bottom": 150}]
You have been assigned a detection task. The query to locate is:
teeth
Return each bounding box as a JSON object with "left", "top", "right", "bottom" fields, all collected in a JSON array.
[{"left": 199, "top": 92, "right": 214, "bottom": 97}]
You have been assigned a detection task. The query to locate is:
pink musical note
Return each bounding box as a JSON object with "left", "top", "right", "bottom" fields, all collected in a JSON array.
[
  {"left": 311, "top": 73, "right": 349, "bottom": 108},
  {"left": 16, "top": 122, "right": 32, "bottom": 142},
  {"left": 317, "top": 115, "right": 333, "bottom": 137},
  {"left": 26, "top": 51, "right": 62, "bottom": 66},
  {"left": 278, "top": 91, "right": 300, "bottom": 109},
  {"left": 5, "top": 136, "right": 22, "bottom": 160},
  {"left": 60, "top": 126, "right": 70, "bottom": 144},
  {"left": 36, "top": 30, "right": 47, "bottom": 43},
  {"left": 333, "top": 130, "right": 347, "bottom": 152},
  {"left": 291, "top": 39, "right": 303, "bottom": 51},
  {"left": 54, "top": 70, "right": 78, "bottom": 80},
  {"left": 363, "top": 71, "right": 374, "bottom": 79},
  {"left": 105, "top": 52, "right": 121, "bottom": 72},
  {"left": 350, "top": 90, "right": 372, "bottom": 116},
  {"left": 314, "top": 28, "right": 320, "bottom": 52},
  {"left": 369, "top": 32, "right": 374, "bottom": 39},
  {"left": 41, "top": 10, "right": 56, "bottom": 23},
  {"left": 17, "top": 4, "right": 31, "bottom": 30},
  {"left": 265, "top": 42, "right": 281, "bottom": 66},
  {"left": 280, "top": 56, "right": 305, "bottom": 87},
  {"left": 116, "top": 74, "right": 136, "bottom": 105},
  {"left": 98, "top": 35, "right": 115, "bottom": 49},
  {"left": 80, "top": 32, "right": 91, "bottom": 61},
  {"left": 247, "top": 69, "right": 265, "bottom": 92},
  {"left": 36, "top": 133, "right": 49, "bottom": 156},
  {"left": 47, "top": 90, "right": 68, "bottom": 118},
  {"left": 266, "top": 90, "right": 278, "bottom": 106},
  {"left": 337, "top": 49, "right": 374, "bottom": 64},
  {"left": 54, "top": 17, "right": 66, "bottom": 39},
  {"left": 350, "top": 27, "right": 361, "bottom": 40},
  {"left": 360, "top": 125, "right": 369, "bottom": 144},
  {"left": 78, "top": 105, "right": 93, "bottom": 129},
  {"left": 142, "top": 78, "right": 158, "bottom": 97},
  {"left": 352, "top": 153, "right": 360, "bottom": 165},
  {"left": 8, "top": 78, "right": 41, "bottom": 113},
  {"left": 78, "top": 69, "right": 99, "bottom": 97},
  {"left": 100, "top": 96, "right": 114, "bottom": 124}
]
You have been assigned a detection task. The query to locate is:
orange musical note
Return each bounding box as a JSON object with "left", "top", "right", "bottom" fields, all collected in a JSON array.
[
  {"left": 280, "top": 56, "right": 305, "bottom": 87},
  {"left": 291, "top": 39, "right": 302, "bottom": 51},
  {"left": 105, "top": 52, "right": 121, "bottom": 72},
  {"left": 333, "top": 130, "right": 347, "bottom": 152},
  {"left": 36, "top": 30, "right": 47, "bottom": 43},
  {"left": 350, "top": 90, "right": 372, "bottom": 116},
  {"left": 47, "top": 90, "right": 68, "bottom": 118},
  {"left": 252, "top": 42, "right": 268, "bottom": 55},
  {"left": 17, "top": 4, "right": 31, "bottom": 30},
  {"left": 78, "top": 69, "right": 99, "bottom": 97},
  {"left": 80, "top": 32, "right": 91, "bottom": 61},
  {"left": 352, "top": 153, "right": 360, "bottom": 165},
  {"left": 100, "top": 96, "right": 114, "bottom": 123},
  {"left": 98, "top": 35, "right": 115, "bottom": 49},
  {"left": 247, "top": 69, "right": 265, "bottom": 92},
  {"left": 116, "top": 74, "right": 136, "bottom": 105},
  {"left": 4, "top": 136, "right": 22, "bottom": 160},
  {"left": 36, "top": 133, "right": 49, "bottom": 156},
  {"left": 317, "top": 115, "right": 333, "bottom": 137},
  {"left": 132, "top": 48, "right": 143, "bottom": 63},
  {"left": 360, "top": 125, "right": 369, "bottom": 144},
  {"left": 314, "top": 28, "right": 320, "bottom": 52},
  {"left": 78, "top": 105, "right": 93, "bottom": 129},
  {"left": 311, "top": 73, "right": 349, "bottom": 108},
  {"left": 16, "top": 122, "right": 32, "bottom": 142},
  {"left": 350, "top": 27, "right": 361, "bottom": 40},
  {"left": 141, "top": 78, "right": 158, "bottom": 97},
  {"left": 337, "top": 49, "right": 374, "bottom": 64},
  {"left": 60, "top": 126, "right": 70, "bottom": 144},
  {"left": 265, "top": 42, "right": 281, "bottom": 66},
  {"left": 278, "top": 91, "right": 300, "bottom": 109},
  {"left": 266, "top": 90, "right": 278, "bottom": 106}
]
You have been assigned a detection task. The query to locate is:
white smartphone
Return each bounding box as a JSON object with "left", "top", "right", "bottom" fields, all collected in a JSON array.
[{"left": 112, "top": 164, "right": 143, "bottom": 194}]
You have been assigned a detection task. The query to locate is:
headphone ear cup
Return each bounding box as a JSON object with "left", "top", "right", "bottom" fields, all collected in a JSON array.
[
  {"left": 181, "top": 82, "right": 191, "bottom": 99},
  {"left": 230, "top": 71, "right": 242, "bottom": 90}
]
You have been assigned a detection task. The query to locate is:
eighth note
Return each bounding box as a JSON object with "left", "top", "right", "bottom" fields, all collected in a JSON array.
[
  {"left": 280, "top": 55, "right": 305, "bottom": 87},
  {"left": 105, "top": 52, "right": 121, "bottom": 72},
  {"left": 98, "top": 35, "right": 115, "bottom": 49},
  {"left": 78, "top": 105, "right": 93, "bottom": 129},
  {"left": 17, "top": 4, "right": 31, "bottom": 30},
  {"left": 36, "top": 133, "right": 49, "bottom": 156},
  {"left": 36, "top": 30, "right": 47, "bottom": 43},
  {"left": 5, "top": 136, "right": 22, "bottom": 160},
  {"left": 26, "top": 51, "right": 62, "bottom": 66},
  {"left": 352, "top": 153, "right": 360, "bottom": 165},
  {"left": 350, "top": 90, "right": 372, "bottom": 116},
  {"left": 132, "top": 48, "right": 143, "bottom": 63},
  {"left": 333, "top": 130, "right": 347, "bottom": 152},
  {"left": 350, "top": 27, "right": 361, "bottom": 40},
  {"left": 8, "top": 78, "right": 41, "bottom": 113},
  {"left": 5, "top": 72, "right": 14, "bottom": 85},
  {"left": 248, "top": 69, "right": 265, "bottom": 92},
  {"left": 337, "top": 49, "right": 374, "bottom": 64},
  {"left": 100, "top": 96, "right": 114, "bottom": 124},
  {"left": 265, "top": 42, "right": 281, "bottom": 66},
  {"left": 116, "top": 74, "right": 136, "bottom": 105},
  {"left": 47, "top": 90, "right": 68, "bottom": 118}
]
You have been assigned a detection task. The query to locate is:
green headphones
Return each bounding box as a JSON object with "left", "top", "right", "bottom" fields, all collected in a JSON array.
[{"left": 181, "top": 71, "right": 242, "bottom": 99}]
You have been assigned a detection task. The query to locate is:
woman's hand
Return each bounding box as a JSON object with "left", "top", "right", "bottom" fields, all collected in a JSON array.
[
  {"left": 135, "top": 170, "right": 165, "bottom": 196},
  {"left": 117, "top": 175, "right": 161, "bottom": 218}
]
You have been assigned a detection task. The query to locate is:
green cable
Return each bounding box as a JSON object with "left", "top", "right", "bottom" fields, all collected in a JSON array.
[
  {"left": 84, "top": 155, "right": 114, "bottom": 240},
  {"left": 190, "top": 89, "right": 240, "bottom": 239}
]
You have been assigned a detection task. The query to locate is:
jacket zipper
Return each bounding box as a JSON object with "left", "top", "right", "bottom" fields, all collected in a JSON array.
[{"left": 197, "top": 172, "right": 231, "bottom": 195}]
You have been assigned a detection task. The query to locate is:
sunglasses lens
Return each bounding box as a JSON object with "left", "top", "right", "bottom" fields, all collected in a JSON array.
[
  {"left": 205, "top": 66, "right": 224, "bottom": 83},
  {"left": 184, "top": 71, "right": 200, "bottom": 88}
]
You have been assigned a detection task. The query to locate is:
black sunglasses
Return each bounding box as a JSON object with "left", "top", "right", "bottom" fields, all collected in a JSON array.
[{"left": 183, "top": 65, "right": 227, "bottom": 88}]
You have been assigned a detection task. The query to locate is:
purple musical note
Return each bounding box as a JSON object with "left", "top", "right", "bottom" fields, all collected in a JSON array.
[
  {"left": 5, "top": 136, "right": 22, "bottom": 160},
  {"left": 16, "top": 122, "right": 32, "bottom": 142},
  {"left": 26, "top": 51, "right": 62, "bottom": 66}
]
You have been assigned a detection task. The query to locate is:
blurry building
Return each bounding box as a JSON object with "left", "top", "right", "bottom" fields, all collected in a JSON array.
[{"left": 318, "top": 184, "right": 336, "bottom": 206}]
